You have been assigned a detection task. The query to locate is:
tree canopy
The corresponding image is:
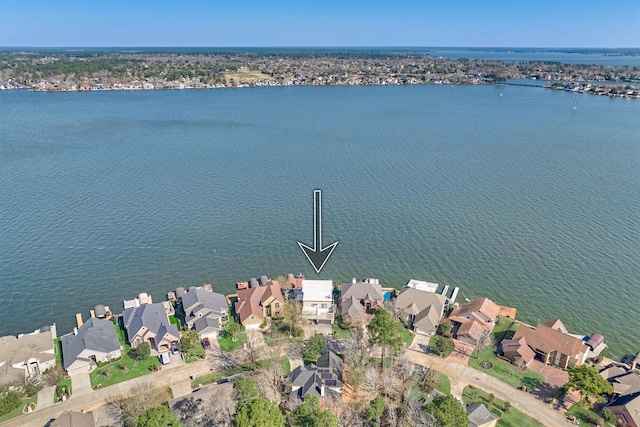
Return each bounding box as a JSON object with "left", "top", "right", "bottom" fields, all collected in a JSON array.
[
  {"left": 424, "top": 394, "right": 469, "bottom": 427},
  {"left": 304, "top": 333, "right": 327, "bottom": 362},
  {"left": 137, "top": 405, "right": 182, "bottom": 427},
  {"left": 368, "top": 309, "right": 404, "bottom": 368},
  {"left": 430, "top": 335, "right": 455, "bottom": 357},
  {"left": 233, "top": 377, "right": 262, "bottom": 405},
  {"left": 567, "top": 365, "right": 614, "bottom": 404},
  {"left": 131, "top": 342, "right": 151, "bottom": 361},
  {"left": 292, "top": 395, "right": 339, "bottom": 427},
  {"left": 234, "top": 397, "right": 286, "bottom": 427}
]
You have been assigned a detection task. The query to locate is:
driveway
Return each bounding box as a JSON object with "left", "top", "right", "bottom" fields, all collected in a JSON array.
[
  {"left": 528, "top": 359, "right": 569, "bottom": 402},
  {"left": 70, "top": 370, "right": 93, "bottom": 398},
  {"left": 36, "top": 385, "right": 56, "bottom": 409}
]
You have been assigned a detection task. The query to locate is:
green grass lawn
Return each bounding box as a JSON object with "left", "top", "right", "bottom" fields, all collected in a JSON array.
[
  {"left": 184, "top": 344, "right": 206, "bottom": 363},
  {"left": 282, "top": 357, "right": 291, "bottom": 375},
  {"left": 54, "top": 337, "right": 63, "bottom": 366},
  {"left": 463, "top": 386, "right": 544, "bottom": 427},
  {"left": 191, "top": 360, "right": 270, "bottom": 388},
  {"left": 90, "top": 353, "right": 160, "bottom": 389},
  {"left": 332, "top": 322, "right": 352, "bottom": 340},
  {"left": 400, "top": 328, "right": 414, "bottom": 347},
  {"left": 0, "top": 395, "right": 37, "bottom": 423},
  {"left": 168, "top": 314, "right": 181, "bottom": 329},
  {"left": 469, "top": 347, "right": 544, "bottom": 390},
  {"left": 53, "top": 378, "right": 72, "bottom": 403},
  {"left": 218, "top": 332, "right": 247, "bottom": 352},
  {"left": 493, "top": 316, "right": 520, "bottom": 343},
  {"left": 437, "top": 372, "right": 450, "bottom": 395},
  {"left": 567, "top": 404, "right": 613, "bottom": 427}
]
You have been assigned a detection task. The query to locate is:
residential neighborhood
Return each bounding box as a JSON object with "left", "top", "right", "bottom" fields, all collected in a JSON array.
[{"left": 0, "top": 274, "right": 637, "bottom": 427}]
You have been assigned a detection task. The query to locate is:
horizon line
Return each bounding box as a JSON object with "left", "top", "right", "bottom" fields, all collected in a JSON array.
[{"left": 1, "top": 45, "right": 639, "bottom": 50}]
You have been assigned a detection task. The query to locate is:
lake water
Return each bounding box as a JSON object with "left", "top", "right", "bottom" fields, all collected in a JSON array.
[{"left": 1, "top": 85, "right": 638, "bottom": 358}]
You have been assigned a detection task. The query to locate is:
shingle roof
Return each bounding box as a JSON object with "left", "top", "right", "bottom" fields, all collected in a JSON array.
[
  {"left": 501, "top": 336, "right": 535, "bottom": 365},
  {"left": 122, "top": 303, "right": 180, "bottom": 345},
  {"left": 235, "top": 283, "right": 283, "bottom": 324},
  {"left": 466, "top": 402, "right": 499, "bottom": 427},
  {"left": 342, "top": 295, "right": 364, "bottom": 322},
  {"left": 450, "top": 298, "right": 500, "bottom": 324},
  {"left": 512, "top": 321, "right": 586, "bottom": 359},
  {"left": 61, "top": 318, "right": 120, "bottom": 370},
  {"left": 608, "top": 391, "right": 640, "bottom": 426},
  {"left": 341, "top": 282, "right": 384, "bottom": 302},
  {"left": 0, "top": 329, "right": 55, "bottom": 384},
  {"left": 182, "top": 287, "right": 228, "bottom": 326},
  {"left": 50, "top": 410, "right": 95, "bottom": 427},
  {"left": 395, "top": 288, "right": 446, "bottom": 332}
]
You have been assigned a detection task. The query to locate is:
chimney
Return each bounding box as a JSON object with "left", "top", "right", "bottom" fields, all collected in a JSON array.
[
  {"left": 320, "top": 383, "right": 325, "bottom": 397},
  {"left": 73, "top": 327, "right": 78, "bottom": 336},
  {"left": 352, "top": 278, "right": 356, "bottom": 284}
]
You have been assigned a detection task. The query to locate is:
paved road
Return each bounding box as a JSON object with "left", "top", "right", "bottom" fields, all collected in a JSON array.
[
  {"left": 0, "top": 358, "right": 216, "bottom": 427},
  {"left": 404, "top": 349, "right": 569, "bottom": 427}
]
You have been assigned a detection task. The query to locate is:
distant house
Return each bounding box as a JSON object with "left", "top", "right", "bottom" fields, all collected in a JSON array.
[
  {"left": 61, "top": 318, "right": 122, "bottom": 374},
  {"left": 395, "top": 287, "right": 447, "bottom": 336},
  {"left": 466, "top": 402, "right": 500, "bottom": 427},
  {"left": 300, "top": 279, "right": 334, "bottom": 324},
  {"left": 122, "top": 303, "right": 180, "bottom": 353},
  {"left": 235, "top": 280, "right": 284, "bottom": 329},
  {"left": 288, "top": 349, "right": 343, "bottom": 409},
  {"left": 0, "top": 325, "right": 57, "bottom": 384},
  {"left": 340, "top": 279, "right": 384, "bottom": 323},
  {"left": 181, "top": 286, "right": 229, "bottom": 339},
  {"left": 50, "top": 410, "right": 95, "bottom": 427},
  {"left": 501, "top": 319, "right": 589, "bottom": 369},
  {"left": 449, "top": 298, "right": 500, "bottom": 345}
]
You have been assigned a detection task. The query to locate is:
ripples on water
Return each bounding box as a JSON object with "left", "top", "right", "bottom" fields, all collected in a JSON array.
[{"left": 1, "top": 85, "right": 638, "bottom": 357}]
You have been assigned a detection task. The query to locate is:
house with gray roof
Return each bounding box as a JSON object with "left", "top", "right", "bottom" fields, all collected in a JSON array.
[
  {"left": 0, "top": 325, "right": 57, "bottom": 384},
  {"left": 181, "top": 286, "right": 229, "bottom": 339},
  {"left": 50, "top": 410, "right": 95, "bottom": 427},
  {"left": 61, "top": 318, "right": 121, "bottom": 374},
  {"left": 466, "top": 402, "right": 500, "bottom": 427},
  {"left": 340, "top": 280, "right": 384, "bottom": 323},
  {"left": 122, "top": 303, "right": 180, "bottom": 354},
  {"left": 287, "top": 349, "right": 343, "bottom": 409},
  {"left": 395, "top": 287, "right": 447, "bottom": 336}
]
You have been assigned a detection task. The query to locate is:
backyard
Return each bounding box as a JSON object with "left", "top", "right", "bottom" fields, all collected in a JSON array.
[
  {"left": 463, "top": 386, "right": 544, "bottom": 427},
  {"left": 492, "top": 316, "right": 520, "bottom": 342}
]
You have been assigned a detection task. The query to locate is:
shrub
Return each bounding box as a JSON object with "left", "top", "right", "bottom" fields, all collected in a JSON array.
[{"left": 601, "top": 408, "right": 616, "bottom": 424}]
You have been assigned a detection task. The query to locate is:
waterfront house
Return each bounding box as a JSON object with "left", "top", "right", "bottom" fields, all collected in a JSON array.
[
  {"left": 0, "top": 325, "right": 56, "bottom": 384},
  {"left": 448, "top": 298, "right": 500, "bottom": 345},
  {"left": 181, "top": 286, "right": 229, "bottom": 339},
  {"left": 122, "top": 303, "right": 180, "bottom": 353},
  {"left": 339, "top": 279, "right": 384, "bottom": 324},
  {"left": 61, "top": 318, "right": 122, "bottom": 374},
  {"left": 607, "top": 392, "right": 640, "bottom": 427},
  {"left": 287, "top": 349, "right": 343, "bottom": 409},
  {"left": 501, "top": 319, "right": 589, "bottom": 369},
  {"left": 235, "top": 279, "right": 284, "bottom": 329},
  {"left": 51, "top": 410, "right": 95, "bottom": 427},
  {"left": 395, "top": 286, "right": 447, "bottom": 336},
  {"left": 300, "top": 279, "right": 335, "bottom": 324}
]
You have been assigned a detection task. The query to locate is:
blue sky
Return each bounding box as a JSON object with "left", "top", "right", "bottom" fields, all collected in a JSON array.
[{"left": 1, "top": 0, "right": 638, "bottom": 48}]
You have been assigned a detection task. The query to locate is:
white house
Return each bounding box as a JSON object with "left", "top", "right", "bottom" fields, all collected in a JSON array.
[
  {"left": 301, "top": 280, "right": 334, "bottom": 324},
  {"left": 0, "top": 325, "right": 57, "bottom": 384}
]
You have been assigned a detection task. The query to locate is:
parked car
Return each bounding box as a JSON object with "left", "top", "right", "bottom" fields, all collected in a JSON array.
[
  {"left": 171, "top": 345, "right": 180, "bottom": 354},
  {"left": 216, "top": 378, "right": 229, "bottom": 385},
  {"left": 202, "top": 338, "right": 211, "bottom": 349},
  {"left": 160, "top": 351, "right": 171, "bottom": 365}
]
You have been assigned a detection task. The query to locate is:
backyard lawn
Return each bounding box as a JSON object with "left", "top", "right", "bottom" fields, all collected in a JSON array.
[
  {"left": 492, "top": 316, "right": 520, "bottom": 343},
  {"left": 468, "top": 347, "right": 544, "bottom": 390},
  {"left": 332, "top": 322, "right": 352, "bottom": 340},
  {"left": 218, "top": 332, "right": 247, "bottom": 352},
  {"left": 463, "top": 386, "right": 544, "bottom": 427}
]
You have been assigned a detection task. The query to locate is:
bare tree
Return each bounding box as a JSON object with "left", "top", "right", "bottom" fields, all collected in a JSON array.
[
  {"left": 475, "top": 329, "right": 496, "bottom": 358},
  {"left": 43, "top": 365, "right": 65, "bottom": 387},
  {"left": 259, "top": 345, "right": 287, "bottom": 403},
  {"left": 201, "top": 388, "right": 235, "bottom": 426},
  {"left": 106, "top": 383, "right": 162, "bottom": 427},
  {"left": 281, "top": 300, "right": 304, "bottom": 337},
  {"left": 242, "top": 331, "right": 265, "bottom": 371}
]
